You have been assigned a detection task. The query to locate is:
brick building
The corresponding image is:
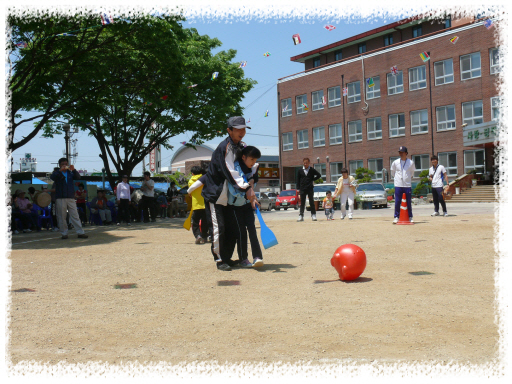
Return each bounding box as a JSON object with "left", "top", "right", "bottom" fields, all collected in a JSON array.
[{"left": 277, "top": 14, "right": 500, "bottom": 188}]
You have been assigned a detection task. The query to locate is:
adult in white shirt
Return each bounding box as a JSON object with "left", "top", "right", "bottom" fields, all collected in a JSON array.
[
  {"left": 116, "top": 175, "right": 132, "bottom": 226},
  {"left": 428, "top": 155, "right": 449, "bottom": 217},
  {"left": 140, "top": 171, "right": 156, "bottom": 222},
  {"left": 333, "top": 168, "right": 357, "bottom": 219},
  {"left": 390, "top": 146, "right": 416, "bottom": 224}
]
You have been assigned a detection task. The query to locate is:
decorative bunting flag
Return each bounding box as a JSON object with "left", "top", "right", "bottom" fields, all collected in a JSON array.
[
  {"left": 450, "top": 36, "right": 459, "bottom": 44},
  {"left": 188, "top": 84, "right": 198, "bottom": 88},
  {"left": 265, "top": 110, "right": 269, "bottom": 117},
  {"left": 180, "top": 141, "right": 187, "bottom": 145},
  {"left": 143, "top": 101, "right": 152, "bottom": 106},
  {"left": 292, "top": 33, "right": 301, "bottom": 45},
  {"left": 324, "top": 25, "right": 336, "bottom": 31},
  {"left": 191, "top": 138, "right": 197, "bottom": 144},
  {"left": 161, "top": 95, "right": 168, "bottom": 100},
  {"left": 212, "top": 72, "right": 219, "bottom": 80},
  {"left": 16, "top": 42, "right": 28, "bottom": 48},
  {"left": 484, "top": 19, "right": 493, "bottom": 29},
  {"left": 342, "top": 87, "right": 348, "bottom": 96},
  {"left": 282, "top": 104, "right": 288, "bottom": 112},
  {"left": 57, "top": 33, "right": 75, "bottom": 37},
  {"left": 101, "top": 13, "right": 114, "bottom": 25},
  {"left": 391, "top": 65, "right": 398, "bottom": 75},
  {"left": 366, "top": 78, "right": 375, "bottom": 88},
  {"left": 263, "top": 52, "right": 271, "bottom": 57},
  {"left": 321, "top": 96, "right": 326, "bottom": 106},
  {"left": 302, "top": 103, "right": 309, "bottom": 111},
  {"left": 239, "top": 61, "right": 247, "bottom": 68},
  {"left": 419, "top": 51, "right": 430, "bottom": 62},
  {"left": 247, "top": 118, "right": 250, "bottom": 123},
  {"left": 86, "top": 122, "right": 94, "bottom": 127}
]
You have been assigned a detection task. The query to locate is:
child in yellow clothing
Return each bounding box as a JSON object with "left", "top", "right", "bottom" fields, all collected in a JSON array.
[
  {"left": 322, "top": 191, "right": 334, "bottom": 220},
  {"left": 188, "top": 166, "right": 209, "bottom": 244}
]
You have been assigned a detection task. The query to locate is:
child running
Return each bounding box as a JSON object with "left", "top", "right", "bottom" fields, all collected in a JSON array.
[
  {"left": 322, "top": 190, "right": 334, "bottom": 220},
  {"left": 188, "top": 166, "right": 209, "bottom": 244}
]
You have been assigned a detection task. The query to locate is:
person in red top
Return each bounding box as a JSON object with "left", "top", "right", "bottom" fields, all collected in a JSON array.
[{"left": 75, "top": 183, "right": 87, "bottom": 225}]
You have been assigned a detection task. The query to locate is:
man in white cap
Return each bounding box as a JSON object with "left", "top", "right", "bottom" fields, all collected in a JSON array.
[{"left": 390, "top": 146, "right": 415, "bottom": 224}]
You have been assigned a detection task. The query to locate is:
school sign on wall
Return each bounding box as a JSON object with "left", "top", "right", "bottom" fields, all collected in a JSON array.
[{"left": 463, "top": 120, "right": 499, "bottom": 147}]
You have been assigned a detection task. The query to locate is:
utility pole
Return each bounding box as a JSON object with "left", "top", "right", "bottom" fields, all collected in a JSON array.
[{"left": 63, "top": 123, "right": 70, "bottom": 161}]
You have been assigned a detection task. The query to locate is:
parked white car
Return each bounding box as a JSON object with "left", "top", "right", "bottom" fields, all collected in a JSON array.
[
  {"left": 356, "top": 183, "right": 388, "bottom": 208},
  {"left": 305, "top": 183, "right": 339, "bottom": 211}
]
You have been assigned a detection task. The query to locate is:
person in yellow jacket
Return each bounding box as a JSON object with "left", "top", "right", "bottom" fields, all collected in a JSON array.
[
  {"left": 188, "top": 166, "right": 209, "bottom": 244},
  {"left": 333, "top": 168, "right": 357, "bottom": 220}
]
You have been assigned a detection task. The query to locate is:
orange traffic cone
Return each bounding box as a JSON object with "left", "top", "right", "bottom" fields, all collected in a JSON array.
[{"left": 396, "top": 192, "right": 414, "bottom": 225}]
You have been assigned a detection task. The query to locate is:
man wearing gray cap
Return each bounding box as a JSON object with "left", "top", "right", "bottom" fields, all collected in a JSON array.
[{"left": 390, "top": 146, "right": 415, "bottom": 223}]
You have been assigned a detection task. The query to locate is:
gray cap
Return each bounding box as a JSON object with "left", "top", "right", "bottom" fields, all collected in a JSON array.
[{"left": 227, "top": 116, "right": 251, "bottom": 129}]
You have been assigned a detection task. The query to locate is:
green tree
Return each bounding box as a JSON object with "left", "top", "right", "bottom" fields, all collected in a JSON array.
[
  {"left": 413, "top": 170, "right": 431, "bottom": 196},
  {"left": 354, "top": 167, "right": 375, "bottom": 183}
]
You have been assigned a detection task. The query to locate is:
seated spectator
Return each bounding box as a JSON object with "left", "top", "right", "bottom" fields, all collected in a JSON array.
[
  {"left": 10, "top": 194, "right": 32, "bottom": 234},
  {"left": 27, "top": 187, "right": 37, "bottom": 203},
  {"left": 90, "top": 190, "right": 113, "bottom": 225},
  {"left": 167, "top": 182, "right": 180, "bottom": 218},
  {"left": 14, "top": 190, "right": 40, "bottom": 231},
  {"left": 75, "top": 183, "right": 87, "bottom": 225},
  {"left": 156, "top": 192, "right": 168, "bottom": 218}
]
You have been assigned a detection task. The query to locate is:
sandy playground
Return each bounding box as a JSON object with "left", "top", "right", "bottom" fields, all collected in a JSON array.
[{"left": 7, "top": 206, "right": 499, "bottom": 368}]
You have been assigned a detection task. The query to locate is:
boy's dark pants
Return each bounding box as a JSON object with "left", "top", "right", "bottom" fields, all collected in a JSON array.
[
  {"left": 192, "top": 208, "right": 208, "bottom": 239},
  {"left": 228, "top": 203, "right": 263, "bottom": 261},
  {"left": 205, "top": 201, "right": 236, "bottom": 263}
]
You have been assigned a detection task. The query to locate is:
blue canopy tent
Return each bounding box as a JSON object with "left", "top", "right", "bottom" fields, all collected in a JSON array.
[{"left": 31, "top": 177, "right": 48, "bottom": 185}]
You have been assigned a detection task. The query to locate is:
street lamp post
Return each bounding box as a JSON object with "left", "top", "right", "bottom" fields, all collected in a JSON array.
[{"left": 63, "top": 124, "right": 71, "bottom": 161}]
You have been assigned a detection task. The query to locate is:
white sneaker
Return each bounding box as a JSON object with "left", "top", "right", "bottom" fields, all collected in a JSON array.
[
  {"left": 312, "top": 214, "right": 317, "bottom": 221},
  {"left": 409, "top": 217, "right": 414, "bottom": 223},
  {"left": 348, "top": 215, "right": 353, "bottom": 220},
  {"left": 393, "top": 217, "right": 399, "bottom": 224},
  {"left": 431, "top": 212, "right": 439, "bottom": 217},
  {"left": 117, "top": 222, "right": 121, "bottom": 226},
  {"left": 340, "top": 215, "right": 345, "bottom": 220},
  {"left": 297, "top": 215, "right": 304, "bottom": 222},
  {"left": 443, "top": 212, "right": 448, "bottom": 217},
  {"left": 52, "top": 227, "right": 60, "bottom": 232}
]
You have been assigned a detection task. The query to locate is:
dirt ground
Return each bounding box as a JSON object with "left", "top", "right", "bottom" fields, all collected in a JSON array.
[{"left": 7, "top": 210, "right": 499, "bottom": 368}]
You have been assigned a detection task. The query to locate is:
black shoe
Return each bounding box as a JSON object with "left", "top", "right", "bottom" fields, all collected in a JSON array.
[
  {"left": 61, "top": 235, "right": 68, "bottom": 239},
  {"left": 216, "top": 262, "right": 232, "bottom": 271},
  {"left": 77, "top": 234, "right": 88, "bottom": 239},
  {"left": 226, "top": 259, "right": 240, "bottom": 268}
]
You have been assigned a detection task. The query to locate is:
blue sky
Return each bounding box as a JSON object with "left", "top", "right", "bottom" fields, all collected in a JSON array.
[{"left": 10, "top": 11, "right": 420, "bottom": 174}]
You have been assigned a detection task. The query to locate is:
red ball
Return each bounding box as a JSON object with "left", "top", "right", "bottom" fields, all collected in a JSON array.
[{"left": 331, "top": 244, "right": 367, "bottom": 281}]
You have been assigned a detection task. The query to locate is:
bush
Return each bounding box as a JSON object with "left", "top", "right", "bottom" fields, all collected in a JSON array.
[
  {"left": 413, "top": 170, "right": 431, "bottom": 196},
  {"left": 355, "top": 167, "right": 375, "bottom": 183}
]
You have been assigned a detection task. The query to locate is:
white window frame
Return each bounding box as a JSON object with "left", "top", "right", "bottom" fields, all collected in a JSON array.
[
  {"left": 282, "top": 132, "right": 293, "bottom": 151},
  {"left": 389, "top": 157, "right": 399, "bottom": 179},
  {"left": 296, "top": 94, "right": 307, "bottom": 114},
  {"left": 409, "top": 65, "right": 427, "bottom": 91},
  {"left": 367, "top": 117, "right": 382, "bottom": 140},
  {"left": 328, "top": 86, "right": 341, "bottom": 108},
  {"left": 410, "top": 109, "right": 429, "bottom": 135},
  {"left": 464, "top": 149, "right": 485, "bottom": 174},
  {"left": 349, "top": 160, "right": 363, "bottom": 177},
  {"left": 330, "top": 162, "right": 344, "bottom": 183},
  {"left": 281, "top": 98, "right": 292, "bottom": 117},
  {"left": 368, "top": 158, "right": 383, "bottom": 180},
  {"left": 366, "top": 76, "right": 380, "bottom": 100},
  {"left": 436, "top": 105, "right": 456, "bottom": 131},
  {"left": 347, "top": 81, "right": 361, "bottom": 104},
  {"left": 434, "top": 59, "right": 454, "bottom": 86},
  {"left": 460, "top": 52, "right": 481, "bottom": 80},
  {"left": 491, "top": 97, "right": 500, "bottom": 121},
  {"left": 412, "top": 154, "right": 430, "bottom": 178},
  {"left": 297, "top": 129, "right": 309, "bottom": 149},
  {"left": 348, "top": 120, "right": 362, "bottom": 143},
  {"left": 314, "top": 163, "right": 327, "bottom": 182},
  {"left": 387, "top": 71, "right": 404, "bottom": 95},
  {"left": 328, "top": 123, "right": 342, "bottom": 145},
  {"left": 438, "top": 152, "right": 458, "bottom": 177},
  {"left": 462, "top": 100, "right": 483, "bottom": 126},
  {"left": 490, "top": 48, "right": 500, "bottom": 74},
  {"left": 389, "top": 113, "right": 405, "bottom": 138},
  {"left": 312, "top": 126, "right": 325, "bottom": 147},
  {"left": 312, "top": 90, "right": 324, "bottom": 111}
]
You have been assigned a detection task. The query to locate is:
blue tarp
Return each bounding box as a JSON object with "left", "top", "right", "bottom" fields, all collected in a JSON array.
[
  {"left": 32, "top": 178, "right": 48, "bottom": 185},
  {"left": 85, "top": 181, "right": 171, "bottom": 191}
]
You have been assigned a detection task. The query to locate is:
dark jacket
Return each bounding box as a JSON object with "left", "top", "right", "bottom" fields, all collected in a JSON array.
[
  {"left": 201, "top": 137, "right": 250, "bottom": 204},
  {"left": 50, "top": 169, "right": 80, "bottom": 199},
  {"left": 297, "top": 167, "right": 322, "bottom": 193}
]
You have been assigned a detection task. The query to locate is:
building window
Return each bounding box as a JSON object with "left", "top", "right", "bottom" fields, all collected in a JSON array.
[
  {"left": 349, "top": 160, "right": 363, "bottom": 177},
  {"left": 282, "top": 132, "right": 293, "bottom": 151},
  {"left": 411, "top": 109, "right": 429, "bottom": 134},
  {"left": 412, "top": 154, "right": 430, "bottom": 178},
  {"left": 312, "top": 90, "right": 324, "bottom": 111},
  {"left": 436, "top": 105, "right": 456, "bottom": 131},
  {"left": 384, "top": 34, "right": 393, "bottom": 46},
  {"left": 312, "top": 126, "right": 325, "bottom": 147},
  {"left": 434, "top": 59, "right": 454, "bottom": 85},
  {"left": 490, "top": 48, "right": 500, "bottom": 74},
  {"left": 313, "top": 57, "right": 321, "bottom": 68},
  {"left": 296, "top": 94, "right": 307, "bottom": 114},
  {"left": 329, "top": 123, "right": 342, "bottom": 145},
  {"left": 367, "top": 117, "right": 382, "bottom": 140},
  {"left": 269, "top": 180, "right": 280, "bottom": 187},
  {"left": 460, "top": 52, "right": 481, "bottom": 80},
  {"left": 368, "top": 158, "right": 383, "bottom": 180},
  {"left": 445, "top": 15, "right": 451, "bottom": 28},
  {"left": 409, "top": 65, "right": 427, "bottom": 91},
  {"left": 348, "top": 120, "right": 363, "bottom": 143},
  {"left": 462, "top": 100, "right": 483, "bottom": 126},
  {"left": 389, "top": 113, "right": 405, "bottom": 137},
  {"left": 412, "top": 25, "right": 422, "bottom": 38},
  {"left": 387, "top": 71, "right": 404, "bottom": 95},
  {"left": 438, "top": 152, "right": 458, "bottom": 177},
  {"left": 328, "top": 86, "right": 341, "bottom": 107},
  {"left": 491, "top": 97, "right": 500, "bottom": 120},
  {"left": 314, "top": 163, "right": 327, "bottom": 182},
  {"left": 464, "top": 149, "right": 485, "bottom": 174},
  {"left": 297, "top": 129, "right": 309, "bottom": 149},
  {"left": 358, "top": 43, "right": 366, "bottom": 54},
  {"left": 335, "top": 50, "right": 343, "bottom": 61},
  {"left": 366, "top": 76, "right": 380, "bottom": 100},
  {"left": 390, "top": 157, "right": 399, "bottom": 179},
  {"left": 330, "top": 162, "right": 344, "bottom": 183},
  {"left": 268, "top": 163, "right": 279, "bottom": 169},
  {"left": 347, "top": 81, "right": 361, "bottom": 104},
  {"left": 281, "top": 98, "right": 292, "bottom": 117}
]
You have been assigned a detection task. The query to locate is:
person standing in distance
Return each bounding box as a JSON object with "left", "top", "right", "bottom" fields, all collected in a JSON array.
[
  {"left": 297, "top": 158, "right": 322, "bottom": 222},
  {"left": 140, "top": 171, "right": 156, "bottom": 222},
  {"left": 50, "top": 158, "right": 88, "bottom": 239},
  {"left": 429, "top": 155, "right": 449, "bottom": 217},
  {"left": 390, "top": 146, "right": 416, "bottom": 224},
  {"left": 332, "top": 168, "right": 357, "bottom": 220}
]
